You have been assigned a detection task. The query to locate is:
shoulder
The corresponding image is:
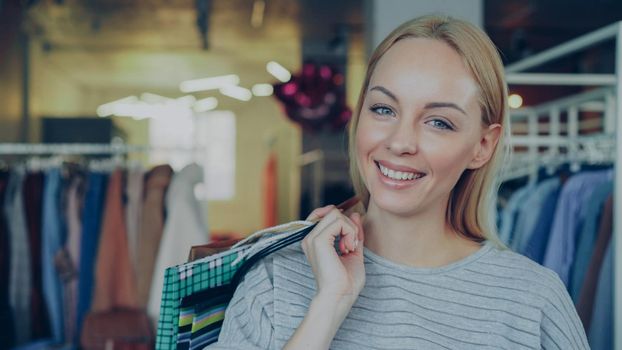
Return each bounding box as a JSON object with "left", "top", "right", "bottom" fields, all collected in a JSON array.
[
  {"left": 478, "top": 246, "right": 571, "bottom": 301},
  {"left": 240, "top": 241, "right": 310, "bottom": 289},
  {"left": 478, "top": 247, "right": 587, "bottom": 340}
]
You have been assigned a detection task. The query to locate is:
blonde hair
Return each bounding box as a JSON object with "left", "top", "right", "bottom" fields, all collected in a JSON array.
[{"left": 348, "top": 15, "right": 510, "bottom": 248}]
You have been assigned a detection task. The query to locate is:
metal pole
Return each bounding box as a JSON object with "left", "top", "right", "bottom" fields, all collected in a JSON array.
[
  {"left": 614, "top": 21, "right": 622, "bottom": 350},
  {"left": 20, "top": 32, "right": 29, "bottom": 142},
  {"left": 506, "top": 73, "right": 616, "bottom": 86},
  {"left": 506, "top": 21, "right": 620, "bottom": 73}
]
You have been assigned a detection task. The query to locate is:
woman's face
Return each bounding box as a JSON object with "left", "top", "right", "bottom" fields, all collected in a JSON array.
[{"left": 356, "top": 37, "right": 499, "bottom": 217}]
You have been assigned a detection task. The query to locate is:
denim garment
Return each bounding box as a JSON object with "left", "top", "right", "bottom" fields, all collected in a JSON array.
[
  {"left": 542, "top": 169, "right": 613, "bottom": 287},
  {"left": 522, "top": 186, "right": 561, "bottom": 264},
  {"left": 5, "top": 168, "right": 32, "bottom": 345},
  {"left": 498, "top": 184, "right": 534, "bottom": 246},
  {"left": 41, "top": 168, "right": 67, "bottom": 344},
  {"left": 570, "top": 182, "right": 612, "bottom": 302},
  {"left": 511, "top": 178, "right": 560, "bottom": 253},
  {"left": 0, "top": 170, "right": 14, "bottom": 348},
  {"left": 587, "top": 241, "right": 612, "bottom": 350},
  {"left": 76, "top": 172, "right": 109, "bottom": 342}
]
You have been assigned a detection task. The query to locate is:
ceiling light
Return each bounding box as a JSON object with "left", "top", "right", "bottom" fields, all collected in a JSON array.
[
  {"left": 97, "top": 96, "right": 138, "bottom": 117},
  {"left": 194, "top": 97, "right": 219, "bottom": 112},
  {"left": 266, "top": 61, "right": 291, "bottom": 82},
  {"left": 140, "top": 93, "right": 171, "bottom": 104},
  {"left": 220, "top": 85, "right": 252, "bottom": 101},
  {"left": 508, "top": 94, "right": 523, "bottom": 109},
  {"left": 180, "top": 74, "right": 240, "bottom": 93},
  {"left": 252, "top": 83, "right": 274, "bottom": 96}
]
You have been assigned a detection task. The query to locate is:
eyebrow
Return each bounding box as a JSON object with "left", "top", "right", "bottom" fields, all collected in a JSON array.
[{"left": 369, "top": 85, "right": 468, "bottom": 116}]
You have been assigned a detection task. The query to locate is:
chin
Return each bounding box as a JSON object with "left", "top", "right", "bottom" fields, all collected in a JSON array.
[{"left": 368, "top": 191, "right": 424, "bottom": 217}]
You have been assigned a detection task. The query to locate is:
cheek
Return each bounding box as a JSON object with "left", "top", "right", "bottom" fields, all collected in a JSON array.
[
  {"left": 421, "top": 136, "right": 477, "bottom": 175},
  {"left": 355, "top": 117, "right": 385, "bottom": 157}
]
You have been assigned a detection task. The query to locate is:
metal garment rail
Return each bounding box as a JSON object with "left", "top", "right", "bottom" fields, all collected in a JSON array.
[
  {"left": 505, "top": 21, "right": 622, "bottom": 349},
  {"left": 0, "top": 143, "right": 204, "bottom": 155}
]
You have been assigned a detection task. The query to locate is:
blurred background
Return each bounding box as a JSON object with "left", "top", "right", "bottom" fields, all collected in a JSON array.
[{"left": 1, "top": 0, "right": 621, "bottom": 349}]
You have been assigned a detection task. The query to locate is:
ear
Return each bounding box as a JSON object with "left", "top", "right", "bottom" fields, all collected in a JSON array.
[{"left": 467, "top": 123, "right": 502, "bottom": 170}]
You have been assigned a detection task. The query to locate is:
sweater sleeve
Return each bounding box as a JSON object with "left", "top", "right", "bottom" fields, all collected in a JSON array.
[
  {"left": 540, "top": 270, "right": 590, "bottom": 350},
  {"left": 205, "top": 256, "right": 276, "bottom": 350}
]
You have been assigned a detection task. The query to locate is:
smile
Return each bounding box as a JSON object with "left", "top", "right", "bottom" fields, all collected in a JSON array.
[{"left": 375, "top": 161, "right": 427, "bottom": 183}]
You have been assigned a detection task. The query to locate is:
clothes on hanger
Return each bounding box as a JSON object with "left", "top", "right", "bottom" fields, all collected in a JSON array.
[
  {"left": 91, "top": 169, "right": 138, "bottom": 311},
  {"left": 570, "top": 183, "right": 612, "bottom": 302},
  {"left": 125, "top": 165, "right": 145, "bottom": 271},
  {"left": 136, "top": 164, "right": 174, "bottom": 309},
  {"left": 499, "top": 166, "right": 614, "bottom": 346},
  {"left": 5, "top": 168, "right": 33, "bottom": 345},
  {"left": 0, "top": 170, "right": 15, "bottom": 349},
  {"left": 76, "top": 171, "right": 109, "bottom": 343},
  {"left": 148, "top": 163, "right": 209, "bottom": 326},
  {"left": 23, "top": 172, "right": 51, "bottom": 341},
  {"left": 0, "top": 156, "right": 208, "bottom": 348},
  {"left": 542, "top": 169, "right": 613, "bottom": 287},
  {"left": 41, "top": 168, "right": 67, "bottom": 344}
]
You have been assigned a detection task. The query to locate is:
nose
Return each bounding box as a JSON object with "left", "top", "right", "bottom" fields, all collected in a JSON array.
[{"left": 386, "top": 122, "right": 417, "bottom": 155}]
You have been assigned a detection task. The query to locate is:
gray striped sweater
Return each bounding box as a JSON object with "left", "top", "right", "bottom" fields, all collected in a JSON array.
[{"left": 207, "top": 241, "right": 590, "bottom": 349}]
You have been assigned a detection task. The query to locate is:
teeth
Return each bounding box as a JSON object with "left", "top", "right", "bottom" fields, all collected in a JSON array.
[{"left": 378, "top": 163, "right": 424, "bottom": 181}]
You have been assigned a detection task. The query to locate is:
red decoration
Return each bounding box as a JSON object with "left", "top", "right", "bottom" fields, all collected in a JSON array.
[{"left": 273, "top": 62, "right": 351, "bottom": 131}]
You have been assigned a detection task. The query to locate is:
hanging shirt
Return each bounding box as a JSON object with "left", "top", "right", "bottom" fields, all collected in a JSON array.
[
  {"left": 511, "top": 178, "right": 560, "bottom": 253},
  {"left": 41, "top": 168, "right": 66, "bottom": 344},
  {"left": 569, "top": 182, "right": 612, "bottom": 302},
  {"left": 498, "top": 184, "right": 534, "bottom": 246},
  {"left": 542, "top": 169, "right": 613, "bottom": 287},
  {"left": 91, "top": 169, "right": 138, "bottom": 311},
  {"left": 587, "top": 241, "right": 613, "bottom": 350},
  {"left": 0, "top": 170, "right": 14, "bottom": 347},
  {"left": 76, "top": 171, "right": 109, "bottom": 343},
  {"left": 125, "top": 165, "right": 145, "bottom": 271},
  {"left": 207, "top": 241, "right": 589, "bottom": 349},
  {"left": 64, "top": 173, "right": 84, "bottom": 344},
  {"left": 5, "top": 168, "right": 32, "bottom": 345},
  {"left": 522, "top": 185, "right": 561, "bottom": 264},
  {"left": 576, "top": 195, "right": 613, "bottom": 331},
  {"left": 147, "top": 164, "right": 208, "bottom": 326},
  {"left": 135, "top": 164, "right": 173, "bottom": 309}
]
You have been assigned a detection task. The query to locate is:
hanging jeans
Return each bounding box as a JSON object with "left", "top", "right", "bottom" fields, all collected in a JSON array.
[
  {"left": 76, "top": 171, "right": 109, "bottom": 343},
  {"left": 41, "top": 168, "right": 66, "bottom": 344}
]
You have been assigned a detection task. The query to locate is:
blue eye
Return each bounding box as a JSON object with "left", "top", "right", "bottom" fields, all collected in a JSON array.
[
  {"left": 428, "top": 119, "right": 453, "bottom": 131},
  {"left": 369, "top": 105, "right": 395, "bottom": 117}
]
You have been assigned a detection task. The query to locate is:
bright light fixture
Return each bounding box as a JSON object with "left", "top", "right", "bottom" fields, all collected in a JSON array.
[
  {"left": 266, "top": 61, "right": 291, "bottom": 82},
  {"left": 509, "top": 94, "right": 523, "bottom": 109},
  {"left": 180, "top": 74, "right": 240, "bottom": 93},
  {"left": 97, "top": 96, "right": 139, "bottom": 117},
  {"left": 194, "top": 97, "right": 219, "bottom": 112},
  {"left": 252, "top": 83, "right": 274, "bottom": 96},
  {"left": 220, "top": 85, "right": 252, "bottom": 101}
]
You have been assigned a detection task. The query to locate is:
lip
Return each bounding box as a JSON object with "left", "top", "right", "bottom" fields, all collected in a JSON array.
[
  {"left": 375, "top": 160, "right": 426, "bottom": 174},
  {"left": 374, "top": 160, "right": 426, "bottom": 189}
]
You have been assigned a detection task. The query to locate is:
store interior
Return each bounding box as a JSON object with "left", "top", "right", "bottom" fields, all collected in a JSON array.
[{"left": 1, "top": 0, "right": 621, "bottom": 349}]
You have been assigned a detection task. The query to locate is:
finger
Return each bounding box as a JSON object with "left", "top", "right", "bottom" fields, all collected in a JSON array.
[
  {"left": 349, "top": 212, "right": 364, "bottom": 251},
  {"left": 306, "top": 205, "right": 336, "bottom": 221},
  {"left": 308, "top": 210, "right": 357, "bottom": 254}
]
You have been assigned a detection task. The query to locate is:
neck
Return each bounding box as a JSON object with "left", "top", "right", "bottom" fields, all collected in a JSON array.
[{"left": 363, "top": 197, "right": 481, "bottom": 268}]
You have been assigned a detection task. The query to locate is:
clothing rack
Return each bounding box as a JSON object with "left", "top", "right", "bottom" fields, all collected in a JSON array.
[
  {"left": 503, "top": 21, "right": 621, "bottom": 350},
  {"left": 503, "top": 87, "right": 616, "bottom": 183},
  {"left": 0, "top": 142, "right": 205, "bottom": 155}
]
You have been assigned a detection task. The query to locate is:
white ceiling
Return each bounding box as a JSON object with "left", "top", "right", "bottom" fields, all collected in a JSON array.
[{"left": 26, "top": 0, "right": 302, "bottom": 93}]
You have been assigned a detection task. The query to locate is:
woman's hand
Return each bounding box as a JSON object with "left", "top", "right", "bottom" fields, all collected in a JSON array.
[
  {"left": 302, "top": 205, "right": 366, "bottom": 306},
  {"left": 284, "top": 205, "right": 365, "bottom": 349}
]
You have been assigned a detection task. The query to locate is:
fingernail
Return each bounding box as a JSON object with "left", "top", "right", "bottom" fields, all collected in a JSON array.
[{"left": 354, "top": 239, "right": 359, "bottom": 249}]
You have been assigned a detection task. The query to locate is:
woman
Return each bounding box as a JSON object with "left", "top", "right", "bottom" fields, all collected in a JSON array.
[{"left": 209, "top": 15, "right": 589, "bottom": 349}]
